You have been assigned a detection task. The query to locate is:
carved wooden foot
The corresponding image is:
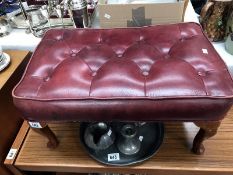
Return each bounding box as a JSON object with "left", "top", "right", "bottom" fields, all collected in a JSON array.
[
  {"left": 192, "top": 121, "right": 221, "bottom": 155},
  {"left": 28, "top": 122, "right": 59, "bottom": 149}
]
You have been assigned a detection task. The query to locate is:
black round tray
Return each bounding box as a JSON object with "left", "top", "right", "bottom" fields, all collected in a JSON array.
[{"left": 80, "top": 122, "right": 164, "bottom": 166}]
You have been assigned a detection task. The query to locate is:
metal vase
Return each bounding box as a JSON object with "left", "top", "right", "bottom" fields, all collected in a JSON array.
[
  {"left": 117, "top": 124, "right": 141, "bottom": 155},
  {"left": 84, "top": 122, "right": 115, "bottom": 150}
]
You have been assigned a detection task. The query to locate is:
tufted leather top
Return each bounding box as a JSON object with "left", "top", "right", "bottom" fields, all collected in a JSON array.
[{"left": 13, "top": 22, "right": 233, "bottom": 122}]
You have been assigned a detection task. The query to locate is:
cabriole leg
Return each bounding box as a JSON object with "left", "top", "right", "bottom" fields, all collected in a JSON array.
[
  {"left": 28, "top": 122, "right": 59, "bottom": 149},
  {"left": 192, "top": 121, "right": 221, "bottom": 155}
]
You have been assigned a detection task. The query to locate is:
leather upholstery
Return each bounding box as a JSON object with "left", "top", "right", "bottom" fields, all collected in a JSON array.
[{"left": 13, "top": 22, "right": 233, "bottom": 122}]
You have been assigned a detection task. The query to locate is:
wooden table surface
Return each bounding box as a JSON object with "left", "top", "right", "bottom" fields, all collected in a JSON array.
[
  {"left": 13, "top": 108, "right": 233, "bottom": 175},
  {"left": 0, "top": 50, "right": 29, "bottom": 90}
]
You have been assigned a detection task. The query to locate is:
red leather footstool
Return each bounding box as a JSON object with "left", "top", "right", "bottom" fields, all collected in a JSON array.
[{"left": 13, "top": 22, "right": 233, "bottom": 154}]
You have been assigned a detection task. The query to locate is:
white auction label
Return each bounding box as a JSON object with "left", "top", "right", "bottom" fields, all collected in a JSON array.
[
  {"left": 108, "top": 153, "right": 120, "bottom": 161},
  {"left": 104, "top": 13, "right": 111, "bottom": 19},
  {"left": 6, "top": 149, "right": 18, "bottom": 160},
  {"left": 28, "top": 122, "right": 42, "bottom": 128}
]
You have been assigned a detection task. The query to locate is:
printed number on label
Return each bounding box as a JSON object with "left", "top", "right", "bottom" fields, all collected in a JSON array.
[
  {"left": 29, "top": 122, "right": 42, "bottom": 128},
  {"left": 108, "top": 153, "right": 120, "bottom": 161},
  {"left": 6, "top": 149, "right": 17, "bottom": 160},
  {"left": 139, "top": 136, "right": 144, "bottom": 142},
  {"left": 107, "top": 129, "right": 112, "bottom": 136},
  {"left": 104, "top": 13, "right": 111, "bottom": 19}
]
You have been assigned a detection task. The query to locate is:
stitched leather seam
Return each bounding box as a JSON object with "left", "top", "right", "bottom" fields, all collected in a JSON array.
[
  {"left": 35, "top": 82, "right": 44, "bottom": 97},
  {"left": 143, "top": 40, "right": 164, "bottom": 56},
  {"left": 30, "top": 75, "right": 44, "bottom": 79},
  {"left": 180, "top": 59, "right": 208, "bottom": 96},
  {"left": 13, "top": 95, "right": 233, "bottom": 101},
  {"left": 177, "top": 23, "right": 183, "bottom": 40},
  {"left": 77, "top": 50, "right": 95, "bottom": 73}
]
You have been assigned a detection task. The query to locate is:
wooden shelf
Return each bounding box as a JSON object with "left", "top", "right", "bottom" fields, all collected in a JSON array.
[{"left": 9, "top": 108, "right": 233, "bottom": 175}]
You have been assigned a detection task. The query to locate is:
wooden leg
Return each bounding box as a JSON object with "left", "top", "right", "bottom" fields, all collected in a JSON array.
[
  {"left": 192, "top": 121, "right": 221, "bottom": 155},
  {"left": 28, "top": 122, "right": 59, "bottom": 149}
]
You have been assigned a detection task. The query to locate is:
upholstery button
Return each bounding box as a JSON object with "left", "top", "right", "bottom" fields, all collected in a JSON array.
[
  {"left": 71, "top": 53, "right": 76, "bottom": 57},
  {"left": 142, "top": 71, "right": 149, "bottom": 76},
  {"left": 118, "top": 54, "right": 123, "bottom": 58},
  {"left": 56, "top": 36, "right": 63, "bottom": 41},
  {"left": 44, "top": 77, "right": 50, "bottom": 82},
  {"left": 139, "top": 36, "right": 145, "bottom": 41},
  {"left": 92, "top": 72, "right": 97, "bottom": 76},
  {"left": 198, "top": 71, "right": 206, "bottom": 76}
]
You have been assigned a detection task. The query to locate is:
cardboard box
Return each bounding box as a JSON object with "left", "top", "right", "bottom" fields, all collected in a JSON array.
[{"left": 97, "top": 0, "right": 187, "bottom": 28}]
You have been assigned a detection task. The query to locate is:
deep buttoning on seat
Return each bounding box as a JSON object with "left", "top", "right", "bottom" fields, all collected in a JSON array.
[{"left": 13, "top": 22, "right": 233, "bottom": 122}]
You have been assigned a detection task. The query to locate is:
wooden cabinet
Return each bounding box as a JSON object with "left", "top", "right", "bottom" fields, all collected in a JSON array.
[{"left": 0, "top": 50, "right": 30, "bottom": 175}]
